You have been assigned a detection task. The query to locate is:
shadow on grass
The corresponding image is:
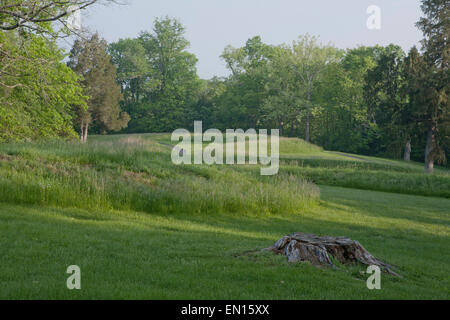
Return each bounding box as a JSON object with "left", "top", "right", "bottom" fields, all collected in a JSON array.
[{"left": 1, "top": 184, "right": 449, "bottom": 299}]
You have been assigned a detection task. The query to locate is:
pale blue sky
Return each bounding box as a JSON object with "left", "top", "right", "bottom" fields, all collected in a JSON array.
[{"left": 82, "top": 0, "right": 424, "bottom": 79}]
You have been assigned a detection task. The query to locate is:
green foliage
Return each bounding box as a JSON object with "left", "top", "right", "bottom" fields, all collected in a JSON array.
[
  {"left": 417, "top": 0, "right": 449, "bottom": 73},
  {"left": 215, "top": 39, "right": 408, "bottom": 157},
  {"left": 215, "top": 37, "right": 274, "bottom": 129},
  {"left": 314, "top": 47, "right": 376, "bottom": 154},
  {"left": 0, "top": 31, "right": 86, "bottom": 142},
  {"left": 212, "top": 26, "right": 448, "bottom": 167},
  {"left": 414, "top": 0, "right": 450, "bottom": 170},
  {"left": 364, "top": 45, "right": 407, "bottom": 157},
  {"left": 108, "top": 38, "right": 150, "bottom": 104},
  {"left": 0, "top": 1, "right": 101, "bottom": 35},
  {"left": 109, "top": 17, "right": 202, "bottom": 133}
]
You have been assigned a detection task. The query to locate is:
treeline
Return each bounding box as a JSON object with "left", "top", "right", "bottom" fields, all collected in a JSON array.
[
  {"left": 110, "top": 3, "right": 448, "bottom": 172},
  {"left": 0, "top": 0, "right": 448, "bottom": 173}
]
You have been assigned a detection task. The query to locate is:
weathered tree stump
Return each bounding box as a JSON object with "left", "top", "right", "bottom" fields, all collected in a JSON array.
[{"left": 265, "top": 232, "right": 398, "bottom": 276}]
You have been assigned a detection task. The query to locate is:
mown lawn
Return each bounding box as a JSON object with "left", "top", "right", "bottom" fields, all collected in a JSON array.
[
  {"left": 0, "top": 186, "right": 448, "bottom": 299},
  {"left": 0, "top": 134, "right": 449, "bottom": 299}
]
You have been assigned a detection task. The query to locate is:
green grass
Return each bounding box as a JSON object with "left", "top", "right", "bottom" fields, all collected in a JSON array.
[
  {"left": 281, "top": 166, "right": 450, "bottom": 198},
  {"left": 0, "top": 134, "right": 449, "bottom": 299},
  {"left": 0, "top": 137, "right": 318, "bottom": 215},
  {"left": 0, "top": 187, "right": 448, "bottom": 299}
]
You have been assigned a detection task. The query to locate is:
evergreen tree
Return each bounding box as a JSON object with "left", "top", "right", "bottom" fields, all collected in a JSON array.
[
  {"left": 416, "top": 0, "right": 450, "bottom": 173},
  {"left": 69, "top": 33, "right": 129, "bottom": 142}
]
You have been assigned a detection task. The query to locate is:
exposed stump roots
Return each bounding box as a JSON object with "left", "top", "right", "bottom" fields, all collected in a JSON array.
[{"left": 265, "top": 233, "right": 398, "bottom": 276}]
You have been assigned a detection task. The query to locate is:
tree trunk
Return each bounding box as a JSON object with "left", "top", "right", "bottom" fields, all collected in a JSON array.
[
  {"left": 264, "top": 232, "right": 398, "bottom": 276},
  {"left": 305, "top": 88, "right": 311, "bottom": 143},
  {"left": 80, "top": 121, "right": 85, "bottom": 142},
  {"left": 424, "top": 123, "right": 435, "bottom": 174},
  {"left": 403, "top": 138, "right": 411, "bottom": 161},
  {"left": 305, "top": 111, "right": 310, "bottom": 143},
  {"left": 83, "top": 122, "right": 89, "bottom": 143}
]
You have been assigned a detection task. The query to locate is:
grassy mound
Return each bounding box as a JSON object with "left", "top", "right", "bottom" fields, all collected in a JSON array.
[{"left": 0, "top": 136, "right": 319, "bottom": 216}]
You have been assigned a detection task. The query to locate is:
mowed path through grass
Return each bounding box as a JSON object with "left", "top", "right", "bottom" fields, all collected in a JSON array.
[{"left": 0, "top": 186, "right": 448, "bottom": 299}]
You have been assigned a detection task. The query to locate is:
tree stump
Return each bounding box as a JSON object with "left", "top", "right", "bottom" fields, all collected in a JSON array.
[{"left": 265, "top": 232, "right": 398, "bottom": 276}]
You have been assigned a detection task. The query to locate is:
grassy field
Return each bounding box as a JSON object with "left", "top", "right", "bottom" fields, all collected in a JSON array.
[{"left": 0, "top": 134, "right": 449, "bottom": 299}]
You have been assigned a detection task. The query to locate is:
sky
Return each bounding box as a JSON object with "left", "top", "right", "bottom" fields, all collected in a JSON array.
[{"left": 81, "top": 0, "right": 424, "bottom": 79}]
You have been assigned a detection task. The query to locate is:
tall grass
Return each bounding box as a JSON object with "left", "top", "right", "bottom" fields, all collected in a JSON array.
[
  {"left": 1, "top": 133, "right": 448, "bottom": 218},
  {"left": 0, "top": 137, "right": 319, "bottom": 216},
  {"left": 281, "top": 165, "right": 450, "bottom": 198}
]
